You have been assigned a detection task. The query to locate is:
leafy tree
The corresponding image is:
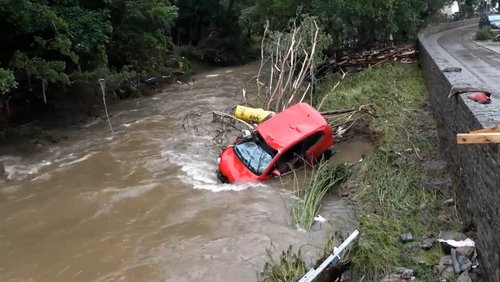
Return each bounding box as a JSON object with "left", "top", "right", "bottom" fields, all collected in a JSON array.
[
  {"left": 0, "top": 0, "right": 77, "bottom": 85},
  {"left": 239, "top": 0, "right": 303, "bottom": 33},
  {"left": 0, "top": 68, "right": 17, "bottom": 95},
  {"left": 173, "top": 0, "right": 253, "bottom": 64},
  {"left": 0, "top": 0, "right": 178, "bottom": 102},
  {"left": 108, "top": 0, "right": 177, "bottom": 73},
  {"left": 243, "top": 0, "right": 450, "bottom": 47}
]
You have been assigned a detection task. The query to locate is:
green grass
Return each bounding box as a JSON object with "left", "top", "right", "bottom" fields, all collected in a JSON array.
[
  {"left": 260, "top": 63, "right": 460, "bottom": 281},
  {"left": 292, "top": 162, "right": 349, "bottom": 230},
  {"left": 317, "top": 63, "right": 461, "bottom": 280}
]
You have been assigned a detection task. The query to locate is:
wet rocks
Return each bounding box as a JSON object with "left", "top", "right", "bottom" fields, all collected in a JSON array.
[
  {"left": 395, "top": 267, "right": 414, "bottom": 279},
  {"left": 419, "top": 234, "right": 436, "bottom": 250},
  {"left": 457, "top": 246, "right": 474, "bottom": 257},
  {"left": 451, "top": 248, "right": 461, "bottom": 273},
  {"left": 435, "top": 256, "right": 455, "bottom": 279},
  {"left": 433, "top": 232, "right": 480, "bottom": 281},
  {"left": 381, "top": 268, "right": 415, "bottom": 282},
  {"left": 399, "top": 233, "right": 414, "bottom": 243},
  {"left": 453, "top": 251, "right": 472, "bottom": 273},
  {"left": 440, "top": 231, "right": 467, "bottom": 241},
  {"left": 457, "top": 271, "right": 472, "bottom": 282}
]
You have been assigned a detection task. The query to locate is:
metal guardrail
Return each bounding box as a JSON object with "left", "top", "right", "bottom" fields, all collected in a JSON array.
[{"left": 297, "top": 229, "right": 360, "bottom": 282}]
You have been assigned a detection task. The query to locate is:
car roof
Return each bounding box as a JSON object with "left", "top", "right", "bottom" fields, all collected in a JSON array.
[{"left": 256, "top": 102, "right": 328, "bottom": 151}]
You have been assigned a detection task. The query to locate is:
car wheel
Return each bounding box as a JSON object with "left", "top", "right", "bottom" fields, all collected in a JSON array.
[
  {"left": 216, "top": 170, "right": 228, "bottom": 183},
  {"left": 319, "top": 149, "right": 333, "bottom": 161}
]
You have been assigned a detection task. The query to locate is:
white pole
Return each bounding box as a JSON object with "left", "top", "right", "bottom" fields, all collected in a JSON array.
[{"left": 98, "top": 79, "right": 114, "bottom": 133}]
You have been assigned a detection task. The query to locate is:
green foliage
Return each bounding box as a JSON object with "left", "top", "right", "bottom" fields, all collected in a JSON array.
[
  {"left": 0, "top": 0, "right": 178, "bottom": 105},
  {"left": 11, "top": 52, "right": 69, "bottom": 84},
  {"left": 0, "top": 0, "right": 451, "bottom": 121},
  {"left": 317, "top": 64, "right": 461, "bottom": 280},
  {"left": 108, "top": 0, "right": 178, "bottom": 72},
  {"left": 0, "top": 68, "right": 17, "bottom": 95},
  {"left": 476, "top": 27, "right": 493, "bottom": 41},
  {"left": 240, "top": 0, "right": 304, "bottom": 33},
  {"left": 259, "top": 246, "right": 306, "bottom": 282},
  {"left": 54, "top": 5, "right": 112, "bottom": 69},
  {"left": 76, "top": 67, "right": 137, "bottom": 96},
  {"left": 173, "top": 0, "right": 252, "bottom": 65},
  {"left": 243, "top": 0, "right": 449, "bottom": 47}
]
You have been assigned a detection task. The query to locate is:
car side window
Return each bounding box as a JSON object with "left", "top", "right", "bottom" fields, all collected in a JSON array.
[
  {"left": 301, "top": 132, "right": 324, "bottom": 154},
  {"left": 272, "top": 132, "right": 324, "bottom": 173}
]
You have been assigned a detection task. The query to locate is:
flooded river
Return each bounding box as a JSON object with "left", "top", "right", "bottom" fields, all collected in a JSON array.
[{"left": 0, "top": 63, "right": 358, "bottom": 282}]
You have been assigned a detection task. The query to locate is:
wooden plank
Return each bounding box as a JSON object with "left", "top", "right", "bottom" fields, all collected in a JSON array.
[{"left": 457, "top": 133, "right": 500, "bottom": 144}]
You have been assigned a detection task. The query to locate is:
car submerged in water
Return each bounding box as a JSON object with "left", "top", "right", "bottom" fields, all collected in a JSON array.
[{"left": 217, "top": 102, "right": 334, "bottom": 183}]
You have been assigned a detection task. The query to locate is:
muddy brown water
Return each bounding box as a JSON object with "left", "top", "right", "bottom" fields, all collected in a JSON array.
[{"left": 0, "top": 63, "right": 364, "bottom": 282}]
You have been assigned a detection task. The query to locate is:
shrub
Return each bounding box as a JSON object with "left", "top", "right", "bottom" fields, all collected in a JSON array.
[{"left": 476, "top": 27, "right": 493, "bottom": 41}]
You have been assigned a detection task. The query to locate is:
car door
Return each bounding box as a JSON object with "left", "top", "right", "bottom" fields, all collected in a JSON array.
[{"left": 271, "top": 132, "right": 325, "bottom": 175}]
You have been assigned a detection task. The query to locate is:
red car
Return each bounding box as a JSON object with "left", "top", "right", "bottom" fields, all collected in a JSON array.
[{"left": 217, "top": 102, "right": 334, "bottom": 183}]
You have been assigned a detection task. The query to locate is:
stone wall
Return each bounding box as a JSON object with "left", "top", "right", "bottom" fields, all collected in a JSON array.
[{"left": 418, "top": 20, "right": 500, "bottom": 282}]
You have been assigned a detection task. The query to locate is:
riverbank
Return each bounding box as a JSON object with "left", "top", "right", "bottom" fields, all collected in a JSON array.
[
  {"left": 261, "top": 63, "right": 466, "bottom": 281},
  {"left": 0, "top": 60, "right": 209, "bottom": 157}
]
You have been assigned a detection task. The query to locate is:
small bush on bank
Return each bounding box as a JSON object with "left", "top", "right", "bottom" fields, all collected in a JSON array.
[
  {"left": 292, "top": 162, "right": 349, "bottom": 230},
  {"left": 476, "top": 27, "right": 493, "bottom": 41},
  {"left": 259, "top": 247, "right": 306, "bottom": 282}
]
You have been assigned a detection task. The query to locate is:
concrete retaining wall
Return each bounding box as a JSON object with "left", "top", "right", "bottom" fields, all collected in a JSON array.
[{"left": 418, "top": 20, "right": 500, "bottom": 282}]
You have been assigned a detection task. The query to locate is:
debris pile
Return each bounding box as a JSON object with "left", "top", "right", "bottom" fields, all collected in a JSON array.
[
  {"left": 435, "top": 231, "right": 480, "bottom": 281},
  {"left": 320, "top": 104, "right": 375, "bottom": 138},
  {"left": 329, "top": 45, "right": 418, "bottom": 71},
  {"left": 383, "top": 230, "right": 480, "bottom": 282},
  {"left": 381, "top": 267, "right": 416, "bottom": 282}
]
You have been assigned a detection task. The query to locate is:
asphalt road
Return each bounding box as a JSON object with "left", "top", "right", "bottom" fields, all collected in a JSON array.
[
  {"left": 427, "top": 23, "right": 500, "bottom": 125},
  {"left": 436, "top": 24, "right": 500, "bottom": 93}
]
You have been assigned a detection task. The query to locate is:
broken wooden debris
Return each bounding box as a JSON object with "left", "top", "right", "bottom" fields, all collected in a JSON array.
[
  {"left": 328, "top": 45, "right": 418, "bottom": 71},
  {"left": 457, "top": 125, "right": 500, "bottom": 144}
]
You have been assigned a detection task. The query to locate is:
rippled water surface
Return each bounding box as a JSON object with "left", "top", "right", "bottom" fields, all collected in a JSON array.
[{"left": 0, "top": 63, "right": 357, "bottom": 282}]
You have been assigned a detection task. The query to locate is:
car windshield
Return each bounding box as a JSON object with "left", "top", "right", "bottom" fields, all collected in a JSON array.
[
  {"left": 489, "top": 15, "right": 500, "bottom": 21},
  {"left": 234, "top": 141, "right": 274, "bottom": 175}
]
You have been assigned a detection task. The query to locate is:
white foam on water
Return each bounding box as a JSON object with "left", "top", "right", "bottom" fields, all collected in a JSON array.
[
  {"left": 0, "top": 155, "right": 21, "bottom": 162},
  {"left": 205, "top": 74, "right": 221, "bottom": 78},
  {"left": 162, "top": 148, "right": 266, "bottom": 192},
  {"left": 59, "top": 152, "right": 97, "bottom": 168},
  {"left": 121, "top": 116, "right": 166, "bottom": 128},
  {"left": 90, "top": 183, "right": 159, "bottom": 217},
  {"left": 3, "top": 160, "right": 53, "bottom": 181},
  {"left": 81, "top": 118, "right": 102, "bottom": 128}
]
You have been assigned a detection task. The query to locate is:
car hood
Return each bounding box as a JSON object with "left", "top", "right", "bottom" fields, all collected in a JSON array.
[{"left": 218, "top": 146, "right": 260, "bottom": 183}]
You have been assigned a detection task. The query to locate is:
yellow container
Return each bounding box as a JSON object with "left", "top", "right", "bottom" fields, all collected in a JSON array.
[{"left": 233, "top": 105, "right": 275, "bottom": 124}]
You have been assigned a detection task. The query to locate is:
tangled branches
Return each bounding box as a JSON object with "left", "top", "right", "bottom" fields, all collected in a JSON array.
[
  {"left": 182, "top": 110, "right": 255, "bottom": 153},
  {"left": 245, "top": 17, "right": 325, "bottom": 112},
  {"left": 321, "top": 104, "right": 375, "bottom": 138}
]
